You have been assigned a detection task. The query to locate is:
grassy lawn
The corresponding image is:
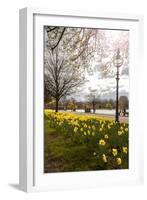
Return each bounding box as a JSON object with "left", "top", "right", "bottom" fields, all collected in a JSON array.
[{"left": 44, "top": 120, "right": 99, "bottom": 173}]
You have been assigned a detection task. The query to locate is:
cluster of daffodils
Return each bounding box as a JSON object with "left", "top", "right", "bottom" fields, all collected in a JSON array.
[{"left": 45, "top": 109, "right": 129, "bottom": 169}]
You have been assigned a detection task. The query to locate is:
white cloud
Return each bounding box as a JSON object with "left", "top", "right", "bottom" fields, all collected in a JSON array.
[{"left": 72, "top": 71, "right": 129, "bottom": 101}]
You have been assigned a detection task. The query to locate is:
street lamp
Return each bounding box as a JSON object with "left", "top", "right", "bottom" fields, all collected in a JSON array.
[{"left": 113, "top": 48, "right": 123, "bottom": 122}]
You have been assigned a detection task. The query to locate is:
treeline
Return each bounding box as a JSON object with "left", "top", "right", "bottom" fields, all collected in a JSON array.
[{"left": 45, "top": 96, "right": 129, "bottom": 112}]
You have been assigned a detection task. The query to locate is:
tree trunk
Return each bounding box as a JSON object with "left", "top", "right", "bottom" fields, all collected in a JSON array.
[
  {"left": 55, "top": 98, "right": 59, "bottom": 112},
  {"left": 92, "top": 102, "right": 95, "bottom": 114}
]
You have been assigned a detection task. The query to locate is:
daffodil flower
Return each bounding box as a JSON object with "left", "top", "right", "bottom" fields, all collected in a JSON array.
[
  {"left": 99, "top": 139, "right": 106, "bottom": 146},
  {"left": 116, "top": 157, "right": 122, "bottom": 165},
  {"left": 122, "top": 147, "right": 128, "bottom": 154},
  {"left": 112, "top": 148, "right": 118, "bottom": 156},
  {"left": 102, "top": 154, "right": 107, "bottom": 163}
]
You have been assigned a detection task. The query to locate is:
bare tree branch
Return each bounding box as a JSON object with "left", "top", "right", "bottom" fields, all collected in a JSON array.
[{"left": 51, "top": 28, "right": 66, "bottom": 51}]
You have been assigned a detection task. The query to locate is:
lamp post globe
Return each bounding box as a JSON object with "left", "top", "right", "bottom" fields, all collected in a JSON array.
[{"left": 113, "top": 48, "right": 123, "bottom": 122}]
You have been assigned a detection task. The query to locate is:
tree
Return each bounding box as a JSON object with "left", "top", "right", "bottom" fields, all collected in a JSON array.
[
  {"left": 105, "top": 103, "right": 113, "bottom": 110},
  {"left": 44, "top": 26, "right": 97, "bottom": 112},
  {"left": 87, "top": 89, "right": 99, "bottom": 114},
  {"left": 93, "top": 30, "right": 129, "bottom": 78}
]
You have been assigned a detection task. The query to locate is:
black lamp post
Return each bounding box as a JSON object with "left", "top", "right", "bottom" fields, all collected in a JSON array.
[{"left": 113, "top": 49, "right": 123, "bottom": 122}]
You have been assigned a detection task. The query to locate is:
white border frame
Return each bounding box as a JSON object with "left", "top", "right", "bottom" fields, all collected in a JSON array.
[{"left": 19, "top": 7, "right": 144, "bottom": 192}]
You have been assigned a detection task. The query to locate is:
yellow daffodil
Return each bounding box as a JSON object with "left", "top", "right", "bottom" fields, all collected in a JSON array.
[
  {"left": 112, "top": 148, "right": 118, "bottom": 156},
  {"left": 88, "top": 130, "right": 91, "bottom": 135},
  {"left": 125, "top": 128, "right": 128, "bottom": 132},
  {"left": 122, "top": 147, "right": 128, "bottom": 154},
  {"left": 99, "top": 128, "right": 103, "bottom": 132},
  {"left": 108, "top": 125, "right": 111, "bottom": 129},
  {"left": 74, "top": 127, "right": 78, "bottom": 133},
  {"left": 84, "top": 131, "right": 87, "bottom": 136},
  {"left": 99, "top": 139, "right": 106, "bottom": 146},
  {"left": 116, "top": 157, "right": 122, "bottom": 165},
  {"left": 118, "top": 131, "right": 123, "bottom": 136},
  {"left": 84, "top": 124, "right": 87, "bottom": 128},
  {"left": 104, "top": 134, "right": 109, "bottom": 139},
  {"left": 102, "top": 154, "right": 107, "bottom": 163},
  {"left": 101, "top": 124, "right": 104, "bottom": 128}
]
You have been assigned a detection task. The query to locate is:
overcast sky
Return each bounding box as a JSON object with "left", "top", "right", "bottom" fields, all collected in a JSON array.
[
  {"left": 71, "top": 29, "right": 129, "bottom": 101},
  {"left": 73, "top": 69, "right": 129, "bottom": 101}
]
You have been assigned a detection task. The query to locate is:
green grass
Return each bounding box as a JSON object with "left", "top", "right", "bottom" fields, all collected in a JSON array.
[{"left": 44, "top": 120, "right": 101, "bottom": 173}]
